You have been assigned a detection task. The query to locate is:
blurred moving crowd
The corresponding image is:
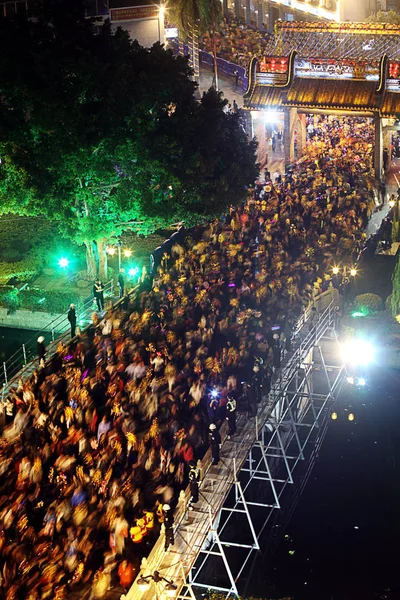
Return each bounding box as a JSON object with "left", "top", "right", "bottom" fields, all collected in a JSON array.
[{"left": 0, "top": 116, "right": 377, "bottom": 600}]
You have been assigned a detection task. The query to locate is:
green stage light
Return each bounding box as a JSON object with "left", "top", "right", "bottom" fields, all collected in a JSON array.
[
  {"left": 128, "top": 266, "right": 139, "bottom": 277},
  {"left": 58, "top": 257, "right": 69, "bottom": 268}
]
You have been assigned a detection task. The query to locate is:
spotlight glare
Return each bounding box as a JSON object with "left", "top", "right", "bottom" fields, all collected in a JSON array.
[
  {"left": 332, "top": 266, "right": 340, "bottom": 275},
  {"left": 346, "top": 376, "right": 354, "bottom": 385},
  {"left": 58, "top": 257, "right": 69, "bottom": 268},
  {"left": 107, "top": 247, "right": 116, "bottom": 255},
  {"left": 331, "top": 411, "right": 338, "bottom": 420},
  {"left": 357, "top": 377, "right": 366, "bottom": 386},
  {"left": 210, "top": 389, "right": 219, "bottom": 399},
  {"left": 123, "top": 249, "right": 132, "bottom": 257},
  {"left": 348, "top": 413, "right": 355, "bottom": 421},
  {"left": 128, "top": 267, "right": 139, "bottom": 277},
  {"left": 350, "top": 268, "right": 357, "bottom": 277},
  {"left": 341, "top": 339, "right": 374, "bottom": 366}
]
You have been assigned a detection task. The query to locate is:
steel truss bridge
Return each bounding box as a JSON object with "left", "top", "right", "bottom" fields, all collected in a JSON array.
[{"left": 126, "top": 298, "right": 346, "bottom": 600}]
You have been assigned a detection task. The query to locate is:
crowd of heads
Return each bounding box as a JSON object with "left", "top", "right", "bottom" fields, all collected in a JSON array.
[
  {"left": 0, "top": 115, "right": 377, "bottom": 600},
  {"left": 201, "top": 17, "right": 272, "bottom": 69}
]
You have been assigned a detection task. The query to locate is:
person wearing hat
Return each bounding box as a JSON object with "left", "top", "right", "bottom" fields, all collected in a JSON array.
[
  {"left": 209, "top": 423, "right": 221, "bottom": 466},
  {"left": 67, "top": 304, "right": 77, "bottom": 338},
  {"left": 93, "top": 279, "right": 105, "bottom": 311},
  {"left": 37, "top": 336, "right": 46, "bottom": 368},
  {"left": 226, "top": 394, "right": 237, "bottom": 439},
  {"left": 163, "top": 504, "right": 174, "bottom": 551},
  {"left": 188, "top": 460, "right": 200, "bottom": 508}
]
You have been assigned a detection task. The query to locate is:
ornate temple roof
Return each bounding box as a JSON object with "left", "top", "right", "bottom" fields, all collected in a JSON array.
[{"left": 283, "top": 78, "right": 380, "bottom": 113}]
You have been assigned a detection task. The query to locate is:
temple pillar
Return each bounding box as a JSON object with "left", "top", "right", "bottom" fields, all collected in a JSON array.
[
  {"left": 383, "top": 127, "right": 392, "bottom": 173},
  {"left": 234, "top": 0, "right": 241, "bottom": 19},
  {"left": 284, "top": 108, "right": 296, "bottom": 165},
  {"left": 245, "top": 0, "right": 251, "bottom": 25},
  {"left": 374, "top": 114, "right": 383, "bottom": 181},
  {"left": 257, "top": 2, "right": 264, "bottom": 29},
  {"left": 253, "top": 114, "right": 268, "bottom": 167},
  {"left": 296, "top": 113, "right": 307, "bottom": 158}
]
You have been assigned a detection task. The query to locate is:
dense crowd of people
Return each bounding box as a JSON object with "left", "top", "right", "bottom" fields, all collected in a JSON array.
[
  {"left": 200, "top": 17, "right": 272, "bottom": 68},
  {"left": 0, "top": 116, "right": 377, "bottom": 600}
]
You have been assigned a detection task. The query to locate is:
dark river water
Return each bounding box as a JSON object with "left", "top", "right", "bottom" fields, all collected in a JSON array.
[{"left": 249, "top": 366, "right": 400, "bottom": 600}]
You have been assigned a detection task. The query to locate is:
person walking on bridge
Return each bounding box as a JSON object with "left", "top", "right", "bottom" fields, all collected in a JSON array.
[
  {"left": 226, "top": 394, "right": 237, "bottom": 439},
  {"left": 188, "top": 460, "right": 200, "bottom": 509},
  {"left": 93, "top": 279, "right": 105, "bottom": 311},
  {"left": 209, "top": 423, "right": 221, "bottom": 465},
  {"left": 67, "top": 303, "right": 77, "bottom": 338}
]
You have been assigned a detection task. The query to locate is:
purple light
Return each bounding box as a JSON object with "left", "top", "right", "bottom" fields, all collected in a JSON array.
[
  {"left": 228, "top": 283, "right": 236, "bottom": 287},
  {"left": 64, "top": 355, "right": 74, "bottom": 360}
]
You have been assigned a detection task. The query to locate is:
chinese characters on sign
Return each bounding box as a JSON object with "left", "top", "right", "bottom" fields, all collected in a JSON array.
[{"left": 110, "top": 6, "right": 159, "bottom": 21}]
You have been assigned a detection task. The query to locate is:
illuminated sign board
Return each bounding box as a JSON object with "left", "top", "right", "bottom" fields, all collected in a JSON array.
[{"left": 110, "top": 5, "right": 159, "bottom": 21}]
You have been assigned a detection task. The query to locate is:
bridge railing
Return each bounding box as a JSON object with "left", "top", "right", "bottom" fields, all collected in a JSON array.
[
  {"left": 0, "top": 279, "right": 114, "bottom": 394},
  {"left": 125, "top": 298, "right": 338, "bottom": 600}
]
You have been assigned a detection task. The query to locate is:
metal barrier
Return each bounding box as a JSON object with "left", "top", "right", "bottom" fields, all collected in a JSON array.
[{"left": 0, "top": 279, "right": 114, "bottom": 392}]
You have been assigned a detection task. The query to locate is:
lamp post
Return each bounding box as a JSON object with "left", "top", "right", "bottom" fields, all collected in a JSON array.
[
  {"left": 331, "top": 265, "right": 358, "bottom": 306},
  {"left": 137, "top": 571, "right": 177, "bottom": 600}
]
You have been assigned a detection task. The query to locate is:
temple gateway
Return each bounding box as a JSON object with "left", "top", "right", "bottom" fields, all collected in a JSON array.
[{"left": 243, "top": 22, "right": 400, "bottom": 179}]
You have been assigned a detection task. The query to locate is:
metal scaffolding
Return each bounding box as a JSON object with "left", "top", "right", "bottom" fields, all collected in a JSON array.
[{"left": 126, "top": 299, "right": 346, "bottom": 600}]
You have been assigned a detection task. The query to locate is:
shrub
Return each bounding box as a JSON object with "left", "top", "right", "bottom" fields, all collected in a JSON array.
[
  {"left": 0, "top": 286, "right": 21, "bottom": 313},
  {"left": 354, "top": 293, "right": 382, "bottom": 315},
  {"left": 0, "top": 286, "right": 80, "bottom": 315}
]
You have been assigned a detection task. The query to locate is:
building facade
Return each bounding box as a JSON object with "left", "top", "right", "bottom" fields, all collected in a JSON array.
[
  {"left": 225, "top": 0, "right": 384, "bottom": 30},
  {"left": 0, "top": 0, "right": 165, "bottom": 47}
]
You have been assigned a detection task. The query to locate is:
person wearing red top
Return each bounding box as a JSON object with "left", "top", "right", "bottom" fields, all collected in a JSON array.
[{"left": 118, "top": 560, "right": 135, "bottom": 590}]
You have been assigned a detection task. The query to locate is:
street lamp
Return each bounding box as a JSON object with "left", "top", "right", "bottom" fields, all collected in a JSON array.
[
  {"left": 136, "top": 571, "right": 177, "bottom": 598},
  {"left": 331, "top": 265, "right": 358, "bottom": 305}
]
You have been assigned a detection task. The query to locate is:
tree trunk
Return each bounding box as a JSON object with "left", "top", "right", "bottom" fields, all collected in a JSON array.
[
  {"left": 97, "top": 238, "right": 108, "bottom": 282},
  {"left": 84, "top": 240, "right": 97, "bottom": 280}
]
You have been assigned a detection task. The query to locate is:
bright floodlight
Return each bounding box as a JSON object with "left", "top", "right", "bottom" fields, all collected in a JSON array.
[
  {"left": 137, "top": 577, "right": 150, "bottom": 592},
  {"left": 358, "top": 377, "right": 366, "bottom": 386},
  {"left": 346, "top": 376, "right": 354, "bottom": 385},
  {"left": 341, "top": 339, "right": 375, "bottom": 366},
  {"left": 348, "top": 413, "right": 355, "bottom": 421},
  {"left": 128, "top": 267, "right": 139, "bottom": 277},
  {"left": 123, "top": 249, "right": 132, "bottom": 257},
  {"left": 210, "top": 388, "right": 219, "bottom": 399},
  {"left": 58, "top": 257, "right": 69, "bottom": 268},
  {"left": 332, "top": 266, "right": 340, "bottom": 275},
  {"left": 107, "top": 247, "right": 116, "bottom": 255},
  {"left": 264, "top": 110, "right": 280, "bottom": 124},
  {"left": 350, "top": 268, "right": 357, "bottom": 277},
  {"left": 331, "top": 412, "right": 338, "bottom": 420}
]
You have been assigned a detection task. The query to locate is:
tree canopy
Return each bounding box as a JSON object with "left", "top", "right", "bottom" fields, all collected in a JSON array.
[
  {"left": 366, "top": 9, "right": 400, "bottom": 24},
  {"left": 0, "top": 2, "right": 258, "bottom": 277}
]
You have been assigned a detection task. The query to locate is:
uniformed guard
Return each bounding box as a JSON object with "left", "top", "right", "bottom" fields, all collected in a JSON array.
[
  {"left": 226, "top": 395, "right": 237, "bottom": 439},
  {"left": 163, "top": 504, "right": 174, "bottom": 551},
  {"left": 188, "top": 460, "right": 200, "bottom": 508},
  {"left": 209, "top": 423, "right": 221, "bottom": 465}
]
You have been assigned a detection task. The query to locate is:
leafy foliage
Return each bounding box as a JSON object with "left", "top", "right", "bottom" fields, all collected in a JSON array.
[
  {"left": 0, "top": 286, "right": 80, "bottom": 314},
  {"left": 366, "top": 9, "right": 400, "bottom": 24},
  {"left": 0, "top": 5, "right": 258, "bottom": 266},
  {"left": 392, "top": 256, "right": 400, "bottom": 316},
  {"left": 354, "top": 293, "right": 382, "bottom": 315}
]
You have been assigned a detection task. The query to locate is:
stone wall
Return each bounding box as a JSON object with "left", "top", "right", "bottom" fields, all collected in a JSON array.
[{"left": 0, "top": 308, "right": 67, "bottom": 332}]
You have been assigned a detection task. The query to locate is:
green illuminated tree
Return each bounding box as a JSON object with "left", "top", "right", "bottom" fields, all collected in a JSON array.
[{"left": 0, "top": 4, "right": 258, "bottom": 279}]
